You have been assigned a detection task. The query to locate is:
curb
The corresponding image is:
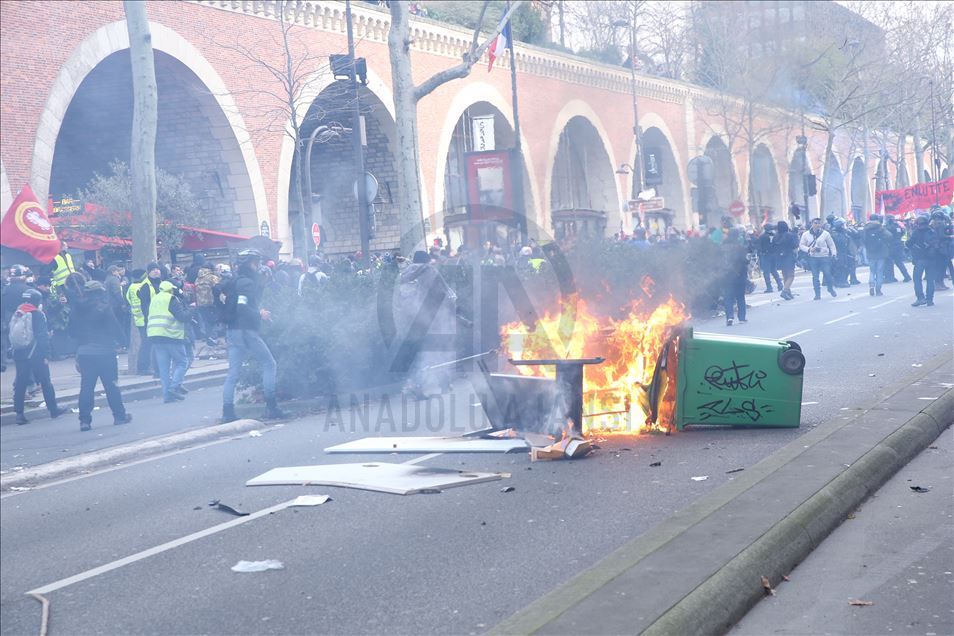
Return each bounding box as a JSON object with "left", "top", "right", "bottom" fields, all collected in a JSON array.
[
  {"left": 0, "top": 418, "right": 264, "bottom": 492},
  {"left": 643, "top": 389, "right": 953, "bottom": 636},
  {"left": 489, "top": 353, "right": 954, "bottom": 636}
]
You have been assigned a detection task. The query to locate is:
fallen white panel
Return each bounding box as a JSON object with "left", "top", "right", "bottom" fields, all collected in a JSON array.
[
  {"left": 246, "top": 462, "right": 505, "bottom": 495},
  {"left": 324, "top": 436, "right": 529, "bottom": 454}
]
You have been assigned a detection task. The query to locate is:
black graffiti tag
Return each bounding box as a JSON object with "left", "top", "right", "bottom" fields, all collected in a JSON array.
[
  {"left": 696, "top": 398, "right": 770, "bottom": 422},
  {"left": 703, "top": 361, "right": 767, "bottom": 392}
]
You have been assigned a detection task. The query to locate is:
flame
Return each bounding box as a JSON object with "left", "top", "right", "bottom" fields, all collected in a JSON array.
[{"left": 501, "top": 287, "right": 688, "bottom": 435}]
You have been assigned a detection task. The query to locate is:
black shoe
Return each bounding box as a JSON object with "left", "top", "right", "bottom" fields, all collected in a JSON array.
[
  {"left": 80, "top": 421, "right": 92, "bottom": 432},
  {"left": 926, "top": 301, "right": 935, "bottom": 306},
  {"left": 114, "top": 413, "right": 132, "bottom": 426},
  {"left": 264, "top": 399, "right": 287, "bottom": 420},
  {"left": 911, "top": 299, "right": 927, "bottom": 307},
  {"left": 762, "top": 289, "right": 773, "bottom": 294},
  {"left": 828, "top": 287, "right": 837, "bottom": 297},
  {"left": 814, "top": 293, "right": 821, "bottom": 300},
  {"left": 172, "top": 385, "right": 189, "bottom": 395},
  {"left": 163, "top": 393, "right": 185, "bottom": 403},
  {"left": 15, "top": 414, "right": 28, "bottom": 426},
  {"left": 876, "top": 290, "right": 884, "bottom": 296},
  {"left": 49, "top": 407, "right": 68, "bottom": 419},
  {"left": 726, "top": 318, "right": 733, "bottom": 326},
  {"left": 869, "top": 287, "right": 875, "bottom": 296},
  {"left": 222, "top": 404, "right": 238, "bottom": 424}
]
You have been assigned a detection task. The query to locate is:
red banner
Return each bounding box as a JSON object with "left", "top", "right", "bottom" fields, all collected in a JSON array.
[
  {"left": 876, "top": 177, "right": 954, "bottom": 217},
  {"left": 1, "top": 185, "right": 60, "bottom": 264}
]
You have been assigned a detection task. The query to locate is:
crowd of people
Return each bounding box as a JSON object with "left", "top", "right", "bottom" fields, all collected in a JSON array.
[{"left": 2, "top": 207, "right": 952, "bottom": 427}]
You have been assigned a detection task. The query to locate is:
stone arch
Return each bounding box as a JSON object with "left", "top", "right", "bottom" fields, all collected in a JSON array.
[
  {"left": 703, "top": 135, "right": 737, "bottom": 216},
  {"left": 635, "top": 113, "right": 689, "bottom": 229},
  {"left": 545, "top": 101, "right": 620, "bottom": 238},
  {"left": 849, "top": 156, "right": 870, "bottom": 221},
  {"left": 749, "top": 143, "right": 783, "bottom": 223},
  {"left": 433, "top": 81, "right": 541, "bottom": 239},
  {"left": 821, "top": 152, "right": 846, "bottom": 217},
  {"left": 32, "top": 21, "right": 267, "bottom": 233}
]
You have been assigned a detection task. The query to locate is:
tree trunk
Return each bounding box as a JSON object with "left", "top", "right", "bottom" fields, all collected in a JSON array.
[
  {"left": 124, "top": 1, "right": 157, "bottom": 269},
  {"left": 913, "top": 116, "right": 926, "bottom": 183},
  {"left": 558, "top": 0, "right": 566, "bottom": 47},
  {"left": 820, "top": 131, "right": 835, "bottom": 217},
  {"left": 389, "top": 2, "right": 426, "bottom": 256}
]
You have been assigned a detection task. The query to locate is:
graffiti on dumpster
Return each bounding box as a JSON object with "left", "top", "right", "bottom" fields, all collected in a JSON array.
[
  {"left": 696, "top": 398, "right": 772, "bottom": 422},
  {"left": 703, "top": 361, "right": 767, "bottom": 392}
]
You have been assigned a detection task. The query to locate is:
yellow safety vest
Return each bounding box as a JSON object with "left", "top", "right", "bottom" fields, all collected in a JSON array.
[
  {"left": 51, "top": 253, "right": 75, "bottom": 286},
  {"left": 126, "top": 280, "right": 148, "bottom": 327},
  {"left": 146, "top": 291, "right": 185, "bottom": 340}
]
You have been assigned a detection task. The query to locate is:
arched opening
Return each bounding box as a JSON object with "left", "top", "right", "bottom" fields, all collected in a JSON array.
[
  {"left": 849, "top": 157, "right": 869, "bottom": 221},
  {"left": 788, "top": 147, "right": 818, "bottom": 221},
  {"left": 439, "top": 101, "right": 535, "bottom": 251},
  {"left": 636, "top": 127, "right": 685, "bottom": 233},
  {"left": 550, "top": 116, "right": 618, "bottom": 240},
  {"left": 704, "top": 136, "right": 735, "bottom": 217},
  {"left": 49, "top": 50, "right": 258, "bottom": 237},
  {"left": 749, "top": 144, "right": 782, "bottom": 224},
  {"left": 290, "top": 82, "right": 399, "bottom": 256},
  {"left": 821, "top": 153, "right": 845, "bottom": 218}
]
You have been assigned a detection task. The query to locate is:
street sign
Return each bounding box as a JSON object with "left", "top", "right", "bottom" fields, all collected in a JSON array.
[
  {"left": 311, "top": 223, "right": 321, "bottom": 247},
  {"left": 353, "top": 171, "right": 379, "bottom": 203},
  {"left": 729, "top": 200, "right": 745, "bottom": 217},
  {"left": 260, "top": 220, "right": 270, "bottom": 238},
  {"left": 638, "top": 197, "right": 666, "bottom": 213}
]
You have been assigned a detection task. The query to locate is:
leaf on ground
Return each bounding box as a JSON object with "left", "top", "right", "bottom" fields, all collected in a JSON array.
[
  {"left": 848, "top": 599, "right": 873, "bottom": 606},
  {"left": 761, "top": 575, "right": 776, "bottom": 596}
]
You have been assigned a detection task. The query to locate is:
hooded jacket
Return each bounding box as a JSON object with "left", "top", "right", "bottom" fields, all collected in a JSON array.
[
  {"left": 863, "top": 222, "right": 892, "bottom": 260},
  {"left": 11, "top": 304, "right": 50, "bottom": 361}
]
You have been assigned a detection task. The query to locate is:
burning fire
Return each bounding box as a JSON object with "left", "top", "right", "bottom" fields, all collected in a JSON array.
[{"left": 500, "top": 285, "right": 688, "bottom": 435}]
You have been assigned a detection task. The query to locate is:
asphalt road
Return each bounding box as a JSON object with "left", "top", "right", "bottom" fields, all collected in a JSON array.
[{"left": 1, "top": 271, "right": 951, "bottom": 635}]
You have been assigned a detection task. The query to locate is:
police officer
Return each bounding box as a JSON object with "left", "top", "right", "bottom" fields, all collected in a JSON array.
[
  {"left": 909, "top": 215, "right": 938, "bottom": 307},
  {"left": 883, "top": 216, "right": 911, "bottom": 283},
  {"left": 221, "top": 249, "right": 284, "bottom": 422},
  {"left": 147, "top": 280, "right": 191, "bottom": 402}
]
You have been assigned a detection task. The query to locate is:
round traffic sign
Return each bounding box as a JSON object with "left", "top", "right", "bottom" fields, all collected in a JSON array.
[
  {"left": 729, "top": 200, "right": 745, "bottom": 217},
  {"left": 311, "top": 223, "right": 321, "bottom": 247}
]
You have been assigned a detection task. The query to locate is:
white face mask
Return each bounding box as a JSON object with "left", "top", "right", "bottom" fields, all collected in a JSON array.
[{"left": 237, "top": 295, "right": 248, "bottom": 306}]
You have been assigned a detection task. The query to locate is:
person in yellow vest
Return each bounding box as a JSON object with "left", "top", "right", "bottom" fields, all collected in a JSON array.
[
  {"left": 49, "top": 241, "right": 76, "bottom": 289},
  {"left": 134, "top": 263, "right": 163, "bottom": 375},
  {"left": 147, "top": 280, "right": 191, "bottom": 403},
  {"left": 126, "top": 268, "right": 149, "bottom": 374}
]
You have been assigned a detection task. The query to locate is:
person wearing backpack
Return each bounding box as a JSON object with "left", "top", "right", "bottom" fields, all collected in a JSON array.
[
  {"left": 297, "top": 254, "right": 328, "bottom": 296},
  {"left": 10, "top": 288, "right": 65, "bottom": 425},
  {"left": 863, "top": 214, "right": 892, "bottom": 296}
]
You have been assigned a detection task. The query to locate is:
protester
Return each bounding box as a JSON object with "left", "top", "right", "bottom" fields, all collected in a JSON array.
[
  {"left": 298, "top": 254, "right": 329, "bottom": 296},
  {"left": 799, "top": 217, "right": 838, "bottom": 299},
  {"left": 147, "top": 280, "right": 191, "bottom": 402},
  {"left": 908, "top": 215, "right": 939, "bottom": 307},
  {"left": 829, "top": 218, "right": 852, "bottom": 288},
  {"left": 883, "top": 216, "right": 911, "bottom": 283},
  {"left": 10, "top": 288, "right": 65, "bottom": 425},
  {"left": 193, "top": 264, "right": 220, "bottom": 341},
  {"left": 772, "top": 220, "right": 798, "bottom": 300},
  {"left": 221, "top": 249, "right": 284, "bottom": 422},
  {"left": 49, "top": 241, "right": 76, "bottom": 289},
  {"left": 757, "top": 224, "right": 782, "bottom": 293},
  {"left": 721, "top": 229, "right": 749, "bottom": 326},
  {"left": 136, "top": 262, "right": 163, "bottom": 375},
  {"left": 863, "top": 214, "right": 892, "bottom": 296}
]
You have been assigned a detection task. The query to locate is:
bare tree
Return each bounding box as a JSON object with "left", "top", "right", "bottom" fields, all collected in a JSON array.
[
  {"left": 637, "top": 1, "right": 689, "bottom": 80},
  {"left": 388, "top": 0, "right": 522, "bottom": 255},
  {"left": 123, "top": 0, "right": 158, "bottom": 269}
]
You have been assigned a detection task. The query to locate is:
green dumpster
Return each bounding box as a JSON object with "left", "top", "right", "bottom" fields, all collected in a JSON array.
[{"left": 649, "top": 328, "right": 805, "bottom": 430}]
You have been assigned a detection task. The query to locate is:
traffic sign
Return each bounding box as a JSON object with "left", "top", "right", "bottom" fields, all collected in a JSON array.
[
  {"left": 638, "top": 197, "right": 666, "bottom": 213},
  {"left": 311, "top": 223, "right": 321, "bottom": 247},
  {"left": 729, "top": 200, "right": 745, "bottom": 217}
]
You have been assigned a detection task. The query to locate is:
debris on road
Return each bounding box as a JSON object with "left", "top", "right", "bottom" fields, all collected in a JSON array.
[
  {"left": 231, "top": 560, "right": 284, "bottom": 573},
  {"left": 500, "top": 486, "right": 515, "bottom": 493},
  {"left": 650, "top": 461, "right": 662, "bottom": 467},
  {"left": 209, "top": 500, "right": 250, "bottom": 516},
  {"left": 289, "top": 495, "right": 332, "bottom": 506},
  {"left": 910, "top": 486, "right": 931, "bottom": 493},
  {"left": 848, "top": 599, "right": 873, "bottom": 606},
  {"left": 691, "top": 475, "right": 709, "bottom": 481},
  {"left": 529, "top": 436, "right": 593, "bottom": 461},
  {"left": 246, "top": 462, "right": 506, "bottom": 495},
  {"left": 725, "top": 468, "right": 744, "bottom": 474},
  {"left": 760, "top": 575, "right": 776, "bottom": 596},
  {"left": 325, "top": 436, "right": 529, "bottom": 454},
  {"left": 248, "top": 430, "right": 263, "bottom": 437}
]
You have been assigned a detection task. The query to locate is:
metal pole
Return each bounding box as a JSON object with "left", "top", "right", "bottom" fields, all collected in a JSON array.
[
  {"left": 345, "top": 0, "right": 370, "bottom": 268},
  {"left": 505, "top": 1, "right": 528, "bottom": 244},
  {"left": 628, "top": 14, "right": 644, "bottom": 197},
  {"left": 929, "top": 79, "right": 940, "bottom": 188}
]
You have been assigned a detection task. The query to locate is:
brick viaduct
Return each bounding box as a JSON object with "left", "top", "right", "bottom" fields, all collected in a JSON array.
[{"left": 0, "top": 0, "right": 938, "bottom": 255}]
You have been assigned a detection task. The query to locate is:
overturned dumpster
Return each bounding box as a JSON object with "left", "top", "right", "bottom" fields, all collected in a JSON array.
[{"left": 648, "top": 328, "right": 805, "bottom": 430}]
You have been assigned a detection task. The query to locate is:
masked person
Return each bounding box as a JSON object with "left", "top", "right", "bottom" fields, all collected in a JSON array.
[
  {"left": 49, "top": 241, "right": 76, "bottom": 290},
  {"left": 221, "top": 249, "right": 284, "bottom": 422},
  {"left": 883, "top": 216, "right": 911, "bottom": 283},
  {"left": 70, "top": 280, "right": 132, "bottom": 430},
  {"left": 863, "top": 215, "right": 892, "bottom": 296},
  {"left": 757, "top": 223, "right": 782, "bottom": 293},
  {"left": 147, "top": 280, "right": 191, "bottom": 402},
  {"left": 799, "top": 218, "right": 838, "bottom": 299},
  {"left": 135, "top": 263, "right": 163, "bottom": 376},
  {"left": 909, "top": 215, "right": 939, "bottom": 307},
  {"left": 10, "top": 288, "right": 65, "bottom": 425},
  {"left": 772, "top": 221, "right": 798, "bottom": 300}
]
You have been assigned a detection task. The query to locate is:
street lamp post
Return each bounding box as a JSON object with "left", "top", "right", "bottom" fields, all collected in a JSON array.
[
  {"left": 613, "top": 14, "right": 644, "bottom": 199},
  {"left": 345, "top": 0, "right": 371, "bottom": 268},
  {"left": 929, "top": 79, "right": 940, "bottom": 186}
]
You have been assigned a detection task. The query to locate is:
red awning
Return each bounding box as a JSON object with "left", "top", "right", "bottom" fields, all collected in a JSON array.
[
  {"left": 56, "top": 227, "right": 132, "bottom": 251},
  {"left": 178, "top": 226, "right": 251, "bottom": 251}
]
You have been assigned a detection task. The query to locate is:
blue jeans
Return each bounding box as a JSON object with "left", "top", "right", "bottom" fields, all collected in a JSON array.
[
  {"left": 808, "top": 257, "right": 833, "bottom": 295},
  {"left": 913, "top": 260, "right": 937, "bottom": 302},
  {"left": 222, "top": 329, "right": 277, "bottom": 406},
  {"left": 724, "top": 279, "right": 747, "bottom": 321},
  {"left": 868, "top": 258, "right": 885, "bottom": 290},
  {"left": 152, "top": 341, "right": 187, "bottom": 399}
]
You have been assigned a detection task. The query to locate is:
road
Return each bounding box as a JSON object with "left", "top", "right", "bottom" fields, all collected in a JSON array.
[{"left": 1, "top": 272, "right": 951, "bottom": 635}]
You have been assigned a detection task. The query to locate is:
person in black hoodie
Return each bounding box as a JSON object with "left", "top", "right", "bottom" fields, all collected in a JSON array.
[
  {"left": 220, "top": 249, "right": 284, "bottom": 422},
  {"left": 772, "top": 220, "right": 798, "bottom": 300},
  {"left": 11, "top": 288, "right": 66, "bottom": 425},
  {"left": 757, "top": 224, "right": 782, "bottom": 293},
  {"left": 722, "top": 228, "right": 749, "bottom": 326},
  {"left": 908, "top": 215, "right": 938, "bottom": 307},
  {"left": 69, "top": 280, "right": 132, "bottom": 431}
]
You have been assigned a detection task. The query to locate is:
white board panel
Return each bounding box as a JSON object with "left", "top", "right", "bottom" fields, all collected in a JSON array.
[{"left": 324, "top": 436, "right": 529, "bottom": 454}]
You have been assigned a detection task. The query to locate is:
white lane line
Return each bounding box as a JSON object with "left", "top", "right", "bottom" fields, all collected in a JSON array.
[
  {"left": 824, "top": 314, "right": 854, "bottom": 325},
  {"left": 27, "top": 499, "right": 295, "bottom": 595},
  {"left": 781, "top": 328, "right": 812, "bottom": 340},
  {"left": 801, "top": 401, "right": 819, "bottom": 405},
  {"left": 871, "top": 296, "right": 903, "bottom": 309},
  {"left": 402, "top": 452, "right": 443, "bottom": 465}
]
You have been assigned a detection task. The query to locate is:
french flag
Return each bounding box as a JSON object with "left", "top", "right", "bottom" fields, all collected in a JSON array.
[{"left": 487, "top": 18, "right": 511, "bottom": 72}]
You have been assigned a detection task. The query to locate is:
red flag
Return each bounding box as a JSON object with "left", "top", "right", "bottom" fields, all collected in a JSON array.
[{"left": 1, "top": 185, "right": 60, "bottom": 264}]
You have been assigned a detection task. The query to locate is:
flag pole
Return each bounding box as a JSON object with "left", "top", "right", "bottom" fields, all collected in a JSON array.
[{"left": 505, "top": 1, "right": 528, "bottom": 244}]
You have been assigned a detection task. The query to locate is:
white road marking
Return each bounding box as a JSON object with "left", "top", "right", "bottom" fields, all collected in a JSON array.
[
  {"left": 27, "top": 499, "right": 296, "bottom": 595},
  {"left": 824, "top": 314, "right": 855, "bottom": 325},
  {"left": 801, "top": 401, "right": 819, "bottom": 405},
  {"left": 871, "top": 297, "right": 903, "bottom": 309},
  {"left": 781, "top": 328, "right": 812, "bottom": 340},
  {"left": 402, "top": 452, "right": 443, "bottom": 465}
]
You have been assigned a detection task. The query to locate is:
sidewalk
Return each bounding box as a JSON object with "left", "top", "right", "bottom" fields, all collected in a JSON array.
[
  {"left": 0, "top": 349, "right": 229, "bottom": 425},
  {"left": 490, "top": 353, "right": 954, "bottom": 635},
  {"left": 732, "top": 426, "right": 953, "bottom": 636}
]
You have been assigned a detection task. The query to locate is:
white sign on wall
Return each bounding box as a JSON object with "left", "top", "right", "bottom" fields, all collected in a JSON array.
[{"left": 472, "top": 115, "right": 496, "bottom": 152}]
